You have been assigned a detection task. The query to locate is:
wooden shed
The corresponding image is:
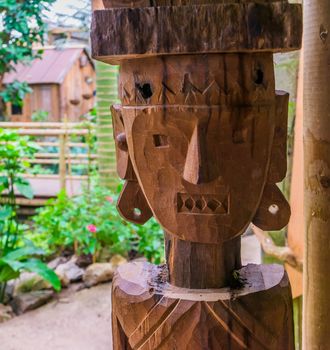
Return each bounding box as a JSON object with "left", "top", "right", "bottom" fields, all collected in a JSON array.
[{"left": 4, "top": 47, "right": 96, "bottom": 122}]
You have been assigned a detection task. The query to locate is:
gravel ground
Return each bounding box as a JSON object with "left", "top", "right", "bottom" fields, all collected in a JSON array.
[{"left": 0, "top": 283, "right": 112, "bottom": 350}]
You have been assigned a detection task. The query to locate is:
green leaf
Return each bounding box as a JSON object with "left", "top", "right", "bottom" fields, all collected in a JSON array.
[
  {"left": 1, "top": 246, "right": 44, "bottom": 265},
  {"left": 16, "top": 181, "right": 34, "bottom": 199},
  {"left": 0, "top": 176, "right": 9, "bottom": 188},
  {"left": 22, "top": 259, "right": 61, "bottom": 292},
  {"left": 0, "top": 206, "right": 12, "bottom": 220},
  {"left": 0, "top": 264, "right": 20, "bottom": 283}
]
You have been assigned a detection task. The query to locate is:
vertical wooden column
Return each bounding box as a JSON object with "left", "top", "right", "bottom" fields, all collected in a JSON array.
[
  {"left": 303, "top": 1, "right": 330, "bottom": 349},
  {"left": 59, "top": 133, "right": 67, "bottom": 191},
  {"left": 92, "top": 1, "right": 302, "bottom": 349}
]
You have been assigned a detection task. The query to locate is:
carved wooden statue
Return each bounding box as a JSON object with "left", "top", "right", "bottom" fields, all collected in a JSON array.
[{"left": 92, "top": 1, "right": 302, "bottom": 349}]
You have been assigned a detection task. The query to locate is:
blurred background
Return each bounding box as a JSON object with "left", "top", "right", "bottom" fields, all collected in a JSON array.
[{"left": 0, "top": 1, "right": 304, "bottom": 349}]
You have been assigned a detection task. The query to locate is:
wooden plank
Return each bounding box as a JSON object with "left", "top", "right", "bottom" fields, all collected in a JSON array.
[
  {"left": 102, "top": 0, "right": 282, "bottom": 7},
  {"left": 23, "top": 174, "right": 89, "bottom": 180},
  {"left": 25, "top": 159, "right": 97, "bottom": 165},
  {"left": 92, "top": 2, "right": 302, "bottom": 63},
  {"left": 13, "top": 129, "right": 91, "bottom": 136},
  {"left": 0, "top": 122, "right": 87, "bottom": 128},
  {"left": 38, "top": 142, "right": 89, "bottom": 148},
  {"left": 287, "top": 53, "right": 303, "bottom": 299},
  {"left": 35, "top": 153, "right": 98, "bottom": 159}
]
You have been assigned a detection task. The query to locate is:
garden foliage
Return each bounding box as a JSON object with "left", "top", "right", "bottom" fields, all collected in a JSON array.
[
  {"left": 0, "top": 0, "right": 55, "bottom": 116},
  {"left": 30, "top": 183, "right": 165, "bottom": 264},
  {"left": 0, "top": 129, "right": 60, "bottom": 303}
]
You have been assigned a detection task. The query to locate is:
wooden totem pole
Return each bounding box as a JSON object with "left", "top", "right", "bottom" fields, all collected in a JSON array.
[{"left": 92, "top": 1, "right": 302, "bottom": 349}]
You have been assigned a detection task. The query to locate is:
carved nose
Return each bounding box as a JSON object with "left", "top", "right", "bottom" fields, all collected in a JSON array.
[{"left": 183, "top": 123, "right": 211, "bottom": 184}]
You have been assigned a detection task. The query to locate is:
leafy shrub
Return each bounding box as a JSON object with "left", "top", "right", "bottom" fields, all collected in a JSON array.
[
  {"left": 30, "top": 183, "right": 165, "bottom": 264},
  {"left": 31, "top": 110, "right": 49, "bottom": 122},
  {"left": 0, "top": 129, "right": 61, "bottom": 303}
]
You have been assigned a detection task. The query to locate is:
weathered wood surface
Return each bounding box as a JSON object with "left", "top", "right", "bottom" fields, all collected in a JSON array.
[
  {"left": 303, "top": 0, "right": 330, "bottom": 348},
  {"left": 165, "top": 233, "right": 241, "bottom": 288},
  {"left": 112, "top": 262, "right": 295, "bottom": 350},
  {"left": 92, "top": 2, "right": 302, "bottom": 63},
  {"left": 287, "top": 54, "right": 303, "bottom": 298},
  {"left": 103, "top": 0, "right": 283, "bottom": 7},
  {"left": 112, "top": 54, "right": 290, "bottom": 246},
  {"left": 91, "top": 1, "right": 301, "bottom": 347}
]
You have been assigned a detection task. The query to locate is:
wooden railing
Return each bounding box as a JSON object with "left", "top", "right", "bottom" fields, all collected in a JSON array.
[{"left": 0, "top": 122, "right": 97, "bottom": 203}]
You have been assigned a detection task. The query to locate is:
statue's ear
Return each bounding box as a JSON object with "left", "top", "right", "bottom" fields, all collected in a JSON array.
[
  {"left": 117, "top": 180, "right": 153, "bottom": 225},
  {"left": 111, "top": 105, "right": 153, "bottom": 225},
  {"left": 252, "top": 183, "right": 291, "bottom": 231},
  {"left": 267, "top": 91, "right": 289, "bottom": 183},
  {"left": 111, "top": 105, "right": 135, "bottom": 180}
]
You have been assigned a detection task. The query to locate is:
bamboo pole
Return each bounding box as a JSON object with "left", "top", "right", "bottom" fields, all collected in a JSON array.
[
  {"left": 59, "top": 134, "right": 67, "bottom": 191},
  {"left": 303, "top": 1, "right": 330, "bottom": 349},
  {"left": 95, "top": 61, "right": 119, "bottom": 188}
]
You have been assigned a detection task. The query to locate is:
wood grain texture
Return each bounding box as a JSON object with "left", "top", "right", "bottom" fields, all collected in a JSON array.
[
  {"left": 117, "top": 180, "right": 153, "bottom": 224},
  {"left": 111, "top": 54, "right": 290, "bottom": 244},
  {"left": 103, "top": 0, "right": 283, "bottom": 8},
  {"left": 165, "top": 233, "right": 241, "bottom": 288},
  {"left": 303, "top": 1, "right": 330, "bottom": 347},
  {"left": 119, "top": 53, "right": 275, "bottom": 106},
  {"left": 112, "top": 262, "right": 295, "bottom": 350},
  {"left": 268, "top": 90, "right": 289, "bottom": 183},
  {"left": 91, "top": 2, "right": 301, "bottom": 346},
  {"left": 91, "top": 2, "right": 302, "bottom": 63}
]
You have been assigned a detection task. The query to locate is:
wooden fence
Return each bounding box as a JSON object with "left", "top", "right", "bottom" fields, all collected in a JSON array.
[{"left": 0, "top": 122, "right": 97, "bottom": 209}]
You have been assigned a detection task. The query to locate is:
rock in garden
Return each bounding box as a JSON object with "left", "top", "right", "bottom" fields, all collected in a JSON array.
[
  {"left": 47, "top": 256, "right": 68, "bottom": 270},
  {"left": 83, "top": 263, "right": 115, "bottom": 287},
  {"left": 75, "top": 254, "right": 93, "bottom": 268},
  {"left": 55, "top": 259, "right": 84, "bottom": 287},
  {"left": 13, "top": 272, "right": 51, "bottom": 296},
  {"left": 110, "top": 255, "right": 127, "bottom": 268},
  {"left": 11, "top": 290, "right": 54, "bottom": 315},
  {"left": 0, "top": 304, "right": 14, "bottom": 323}
]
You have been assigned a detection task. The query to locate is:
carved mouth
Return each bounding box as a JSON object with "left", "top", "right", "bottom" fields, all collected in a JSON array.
[{"left": 177, "top": 193, "right": 229, "bottom": 215}]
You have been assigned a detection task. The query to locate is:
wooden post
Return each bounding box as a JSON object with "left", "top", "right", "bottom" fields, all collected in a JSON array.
[
  {"left": 303, "top": 1, "right": 330, "bottom": 349},
  {"left": 92, "top": 1, "right": 302, "bottom": 349},
  {"left": 59, "top": 134, "right": 67, "bottom": 191},
  {"left": 92, "top": 0, "right": 104, "bottom": 10}
]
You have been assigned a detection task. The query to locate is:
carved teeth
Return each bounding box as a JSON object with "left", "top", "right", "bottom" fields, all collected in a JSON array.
[{"left": 177, "top": 193, "right": 229, "bottom": 215}]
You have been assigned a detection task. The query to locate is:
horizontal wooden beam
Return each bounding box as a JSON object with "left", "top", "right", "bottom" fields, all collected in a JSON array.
[
  {"left": 23, "top": 159, "right": 97, "bottom": 165},
  {"left": 38, "top": 142, "right": 89, "bottom": 148},
  {"left": 92, "top": 2, "right": 302, "bottom": 63},
  {"left": 35, "top": 153, "right": 98, "bottom": 159},
  {"left": 23, "top": 174, "right": 89, "bottom": 180},
  {"left": 12, "top": 129, "right": 92, "bottom": 136},
  {"left": 102, "top": 0, "right": 283, "bottom": 8},
  {"left": 0, "top": 122, "right": 94, "bottom": 129}
]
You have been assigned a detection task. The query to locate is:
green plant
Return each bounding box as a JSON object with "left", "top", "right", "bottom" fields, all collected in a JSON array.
[
  {"left": 31, "top": 110, "right": 49, "bottom": 122},
  {"left": 30, "top": 182, "right": 165, "bottom": 264},
  {"left": 0, "top": 129, "right": 60, "bottom": 303},
  {"left": 0, "top": 0, "right": 55, "bottom": 117},
  {"left": 0, "top": 81, "right": 32, "bottom": 107}
]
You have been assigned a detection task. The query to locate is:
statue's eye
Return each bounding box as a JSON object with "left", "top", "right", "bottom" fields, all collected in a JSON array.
[
  {"left": 232, "top": 128, "right": 249, "bottom": 144},
  {"left": 135, "top": 82, "right": 153, "bottom": 99},
  {"left": 253, "top": 67, "right": 264, "bottom": 85},
  {"left": 153, "top": 134, "right": 169, "bottom": 148}
]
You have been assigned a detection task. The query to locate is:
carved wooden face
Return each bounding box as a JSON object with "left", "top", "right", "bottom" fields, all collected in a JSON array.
[{"left": 113, "top": 54, "right": 290, "bottom": 244}]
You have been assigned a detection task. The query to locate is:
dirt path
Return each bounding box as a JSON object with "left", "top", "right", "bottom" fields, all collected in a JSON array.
[{"left": 0, "top": 284, "right": 112, "bottom": 350}]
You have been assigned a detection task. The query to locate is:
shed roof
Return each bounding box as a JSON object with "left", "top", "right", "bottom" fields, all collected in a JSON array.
[{"left": 4, "top": 47, "right": 94, "bottom": 85}]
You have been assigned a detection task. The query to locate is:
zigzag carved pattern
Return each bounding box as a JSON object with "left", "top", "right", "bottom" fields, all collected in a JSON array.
[{"left": 121, "top": 74, "right": 242, "bottom": 106}]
